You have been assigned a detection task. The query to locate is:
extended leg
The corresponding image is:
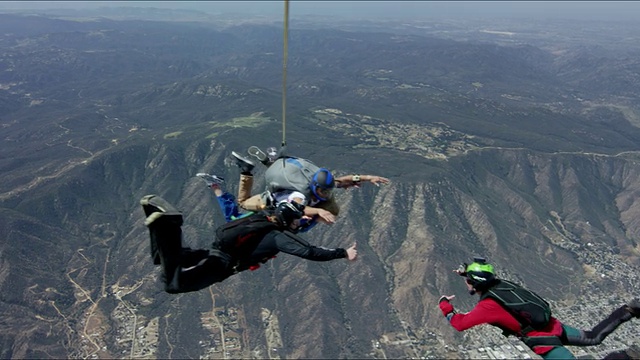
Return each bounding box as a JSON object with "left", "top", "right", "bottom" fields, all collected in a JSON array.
[
  {"left": 164, "top": 249, "right": 234, "bottom": 293},
  {"left": 141, "top": 195, "right": 183, "bottom": 265},
  {"left": 141, "top": 195, "right": 184, "bottom": 282},
  {"left": 141, "top": 195, "right": 236, "bottom": 293},
  {"left": 231, "top": 151, "right": 259, "bottom": 210},
  {"left": 196, "top": 174, "right": 244, "bottom": 222},
  {"left": 148, "top": 220, "right": 233, "bottom": 294},
  {"left": 561, "top": 300, "right": 638, "bottom": 346},
  {"left": 216, "top": 191, "right": 241, "bottom": 223},
  {"left": 237, "top": 172, "right": 266, "bottom": 211},
  {"left": 237, "top": 174, "right": 254, "bottom": 204}
]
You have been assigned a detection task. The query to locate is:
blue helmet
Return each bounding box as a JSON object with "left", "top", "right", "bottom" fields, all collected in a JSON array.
[{"left": 310, "top": 168, "right": 335, "bottom": 201}]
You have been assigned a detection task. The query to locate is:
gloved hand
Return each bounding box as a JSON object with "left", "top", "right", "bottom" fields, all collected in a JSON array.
[
  {"left": 454, "top": 263, "right": 468, "bottom": 276},
  {"left": 438, "top": 295, "right": 456, "bottom": 317},
  {"left": 439, "top": 295, "right": 455, "bottom": 303}
]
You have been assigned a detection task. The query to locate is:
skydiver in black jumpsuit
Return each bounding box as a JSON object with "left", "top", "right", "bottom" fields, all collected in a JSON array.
[{"left": 140, "top": 195, "right": 357, "bottom": 294}]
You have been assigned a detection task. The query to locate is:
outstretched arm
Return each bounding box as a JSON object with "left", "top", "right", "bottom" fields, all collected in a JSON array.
[
  {"left": 335, "top": 174, "right": 390, "bottom": 189},
  {"left": 288, "top": 193, "right": 335, "bottom": 224},
  {"left": 274, "top": 231, "right": 357, "bottom": 261},
  {"left": 439, "top": 297, "right": 520, "bottom": 332},
  {"left": 302, "top": 205, "right": 335, "bottom": 224}
]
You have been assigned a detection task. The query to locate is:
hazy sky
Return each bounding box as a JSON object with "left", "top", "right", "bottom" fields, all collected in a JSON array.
[{"left": 0, "top": 1, "right": 638, "bottom": 22}]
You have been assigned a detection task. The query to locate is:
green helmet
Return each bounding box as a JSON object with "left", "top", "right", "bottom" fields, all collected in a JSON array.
[{"left": 464, "top": 257, "right": 496, "bottom": 290}]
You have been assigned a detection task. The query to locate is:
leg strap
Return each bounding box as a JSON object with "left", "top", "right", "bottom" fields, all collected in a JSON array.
[{"left": 523, "top": 336, "right": 564, "bottom": 348}]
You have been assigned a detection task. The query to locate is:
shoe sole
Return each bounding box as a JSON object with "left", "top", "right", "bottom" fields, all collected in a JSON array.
[
  {"left": 140, "top": 195, "right": 183, "bottom": 226},
  {"left": 195, "top": 173, "right": 224, "bottom": 185},
  {"left": 231, "top": 151, "right": 256, "bottom": 166},
  {"left": 144, "top": 211, "right": 183, "bottom": 226},
  {"left": 248, "top": 146, "right": 267, "bottom": 162}
]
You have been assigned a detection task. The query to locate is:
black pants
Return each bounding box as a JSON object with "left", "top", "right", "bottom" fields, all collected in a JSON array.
[
  {"left": 561, "top": 305, "right": 633, "bottom": 346},
  {"left": 526, "top": 305, "right": 634, "bottom": 359},
  {"left": 149, "top": 217, "right": 234, "bottom": 294}
]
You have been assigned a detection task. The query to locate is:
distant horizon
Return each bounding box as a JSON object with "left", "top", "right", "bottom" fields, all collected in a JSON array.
[{"left": 0, "top": 1, "right": 639, "bottom": 22}]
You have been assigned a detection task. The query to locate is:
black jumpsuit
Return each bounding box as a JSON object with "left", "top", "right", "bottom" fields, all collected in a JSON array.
[{"left": 149, "top": 215, "right": 347, "bottom": 294}]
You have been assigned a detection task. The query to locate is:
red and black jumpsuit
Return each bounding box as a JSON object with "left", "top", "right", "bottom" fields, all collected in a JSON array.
[{"left": 439, "top": 297, "right": 635, "bottom": 359}]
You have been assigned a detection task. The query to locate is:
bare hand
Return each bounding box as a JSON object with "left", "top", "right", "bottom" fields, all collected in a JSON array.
[
  {"left": 346, "top": 243, "right": 357, "bottom": 260},
  {"left": 369, "top": 175, "right": 390, "bottom": 186},
  {"left": 439, "top": 295, "right": 456, "bottom": 302},
  {"left": 317, "top": 209, "right": 335, "bottom": 224}
]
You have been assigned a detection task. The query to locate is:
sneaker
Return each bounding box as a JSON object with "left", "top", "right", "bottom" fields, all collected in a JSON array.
[
  {"left": 248, "top": 146, "right": 269, "bottom": 166},
  {"left": 196, "top": 173, "right": 225, "bottom": 187},
  {"left": 626, "top": 298, "right": 640, "bottom": 318},
  {"left": 140, "top": 195, "right": 183, "bottom": 227},
  {"left": 231, "top": 151, "right": 255, "bottom": 173}
]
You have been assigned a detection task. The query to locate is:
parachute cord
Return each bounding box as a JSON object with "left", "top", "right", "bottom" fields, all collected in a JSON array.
[{"left": 281, "top": 0, "right": 289, "bottom": 148}]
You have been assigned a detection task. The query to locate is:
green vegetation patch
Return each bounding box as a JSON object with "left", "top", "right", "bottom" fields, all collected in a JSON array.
[
  {"left": 205, "top": 132, "right": 220, "bottom": 139},
  {"left": 210, "top": 112, "right": 271, "bottom": 129},
  {"left": 164, "top": 131, "right": 183, "bottom": 139}
]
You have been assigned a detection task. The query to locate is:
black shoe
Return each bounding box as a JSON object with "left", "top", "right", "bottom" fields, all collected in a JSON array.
[
  {"left": 626, "top": 298, "right": 640, "bottom": 318},
  {"left": 231, "top": 151, "right": 255, "bottom": 173},
  {"left": 140, "top": 195, "right": 183, "bottom": 265},
  {"left": 140, "top": 195, "right": 183, "bottom": 227}
]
